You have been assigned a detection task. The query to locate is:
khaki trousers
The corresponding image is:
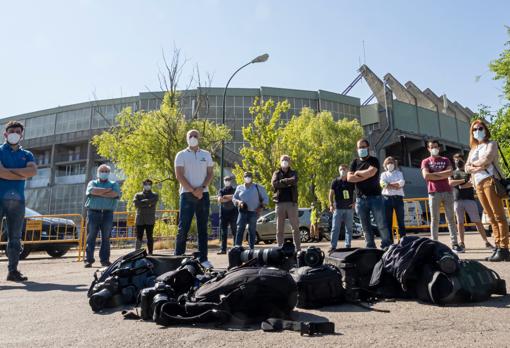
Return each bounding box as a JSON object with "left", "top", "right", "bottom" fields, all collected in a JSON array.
[
  {"left": 275, "top": 202, "right": 300, "bottom": 250},
  {"left": 476, "top": 177, "right": 509, "bottom": 248}
]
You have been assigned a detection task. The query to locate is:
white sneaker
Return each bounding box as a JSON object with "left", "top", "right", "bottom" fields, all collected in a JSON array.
[{"left": 201, "top": 260, "right": 214, "bottom": 269}]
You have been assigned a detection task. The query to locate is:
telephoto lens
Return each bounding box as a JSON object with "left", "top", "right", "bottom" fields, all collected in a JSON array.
[{"left": 228, "top": 241, "right": 296, "bottom": 269}]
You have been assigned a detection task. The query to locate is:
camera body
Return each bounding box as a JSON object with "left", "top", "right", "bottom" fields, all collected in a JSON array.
[
  {"left": 297, "top": 246, "right": 325, "bottom": 268},
  {"left": 140, "top": 281, "right": 175, "bottom": 321}
]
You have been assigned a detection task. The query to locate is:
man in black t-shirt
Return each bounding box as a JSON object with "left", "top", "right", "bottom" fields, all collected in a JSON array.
[
  {"left": 217, "top": 176, "right": 238, "bottom": 254},
  {"left": 347, "top": 139, "right": 392, "bottom": 249},
  {"left": 448, "top": 153, "right": 492, "bottom": 250},
  {"left": 329, "top": 164, "right": 355, "bottom": 250}
]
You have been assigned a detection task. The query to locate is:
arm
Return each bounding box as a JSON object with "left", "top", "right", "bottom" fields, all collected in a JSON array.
[
  {"left": 347, "top": 171, "right": 365, "bottom": 183},
  {"left": 328, "top": 189, "right": 335, "bottom": 211},
  {"left": 260, "top": 185, "right": 270, "bottom": 206},
  {"left": 272, "top": 171, "right": 289, "bottom": 189},
  {"left": 175, "top": 166, "right": 195, "bottom": 192},
  {"left": 354, "top": 166, "right": 378, "bottom": 179},
  {"left": 219, "top": 194, "right": 234, "bottom": 203},
  {"left": 148, "top": 193, "right": 159, "bottom": 206},
  {"left": 8, "top": 162, "right": 38, "bottom": 179},
  {"left": 232, "top": 187, "right": 242, "bottom": 207},
  {"left": 472, "top": 141, "right": 497, "bottom": 167},
  {"left": 448, "top": 178, "right": 465, "bottom": 187},
  {"left": 201, "top": 166, "right": 214, "bottom": 188}
]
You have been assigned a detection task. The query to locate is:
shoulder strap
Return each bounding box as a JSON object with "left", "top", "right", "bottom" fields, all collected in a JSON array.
[
  {"left": 261, "top": 318, "right": 335, "bottom": 336},
  {"left": 255, "top": 184, "right": 263, "bottom": 203}
]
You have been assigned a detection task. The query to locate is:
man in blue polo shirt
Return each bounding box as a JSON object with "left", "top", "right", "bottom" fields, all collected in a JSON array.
[
  {"left": 0, "top": 121, "right": 37, "bottom": 282},
  {"left": 84, "top": 164, "right": 121, "bottom": 268}
]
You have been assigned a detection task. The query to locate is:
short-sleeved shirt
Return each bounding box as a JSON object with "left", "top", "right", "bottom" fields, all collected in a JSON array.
[
  {"left": 0, "top": 143, "right": 35, "bottom": 201},
  {"left": 451, "top": 169, "right": 475, "bottom": 201},
  {"left": 85, "top": 179, "right": 121, "bottom": 211},
  {"left": 331, "top": 177, "right": 355, "bottom": 209},
  {"left": 349, "top": 156, "right": 381, "bottom": 197},
  {"left": 421, "top": 156, "right": 452, "bottom": 193},
  {"left": 174, "top": 148, "right": 213, "bottom": 194},
  {"left": 219, "top": 186, "right": 236, "bottom": 211}
]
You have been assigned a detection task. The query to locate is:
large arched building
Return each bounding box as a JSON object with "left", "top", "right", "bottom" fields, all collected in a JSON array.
[{"left": 1, "top": 65, "right": 472, "bottom": 214}]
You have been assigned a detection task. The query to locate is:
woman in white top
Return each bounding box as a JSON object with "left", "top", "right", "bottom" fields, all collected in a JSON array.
[
  {"left": 380, "top": 156, "right": 406, "bottom": 240},
  {"left": 465, "top": 119, "right": 509, "bottom": 262}
]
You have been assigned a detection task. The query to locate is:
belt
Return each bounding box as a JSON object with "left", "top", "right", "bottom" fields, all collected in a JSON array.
[{"left": 88, "top": 208, "right": 113, "bottom": 213}]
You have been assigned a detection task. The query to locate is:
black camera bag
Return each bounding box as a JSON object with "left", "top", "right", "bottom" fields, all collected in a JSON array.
[{"left": 290, "top": 264, "right": 344, "bottom": 309}]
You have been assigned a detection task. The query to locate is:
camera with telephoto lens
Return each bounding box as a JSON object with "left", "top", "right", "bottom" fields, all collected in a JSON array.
[
  {"left": 89, "top": 276, "right": 120, "bottom": 312},
  {"left": 228, "top": 241, "right": 295, "bottom": 269},
  {"left": 139, "top": 281, "right": 175, "bottom": 321},
  {"left": 297, "top": 246, "right": 325, "bottom": 268}
]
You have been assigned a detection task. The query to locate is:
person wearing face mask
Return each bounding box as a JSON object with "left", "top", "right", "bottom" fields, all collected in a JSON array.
[
  {"left": 133, "top": 179, "right": 159, "bottom": 255},
  {"left": 421, "top": 140, "right": 462, "bottom": 253},
  {"left": 465, "top": 120, "right": 509, "bottom": 261},
  {"left": 0, "top": 121, "right": 37, "bottom": 282},
  {"left": 84, "top": 164, "right": 121, "bottom": 267},
  {"left": 348, "top": 139, "right": 392, "bottom": 249},
  {"left": 449, "top": 153, "right": 493, "bottom": 251},
  {"left": 271, "top": 155, "right": 300, "bottom": 250},
  {"left": 174, "top": 129, "right": 214, "bottom": 268},
  {"left": 380, "top": 157, "right": 406, "bottom": 242},
  {"left": 217, "top": 176, "right": 238, "bottom": 254},
  {"left": 232, "top": 172, "right": 269, "bottom": 250},
  {"left": 329, "top": 164, "right": 355, "bottom": 250}
]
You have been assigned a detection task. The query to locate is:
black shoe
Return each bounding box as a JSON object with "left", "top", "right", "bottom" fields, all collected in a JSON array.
[
  {"left": 452, "top": 244, "right": 464, "bottom": 253},
  {"left": 487, "top": 248, "right": 510, "bottom": 262},
  {"left": 6, "top": 271, "right": 28, "bottom": 282},
  {"left": 84, "top": 262, "right": 93, "bottom": 268},
  {"left": 217, "top": 251, "right": 226, "bottom": 255},
  {"left": 101, "top": 261, "right": 112, "bottom": 267},
  {"left": 485, "top": 248, "right": 498, "bottom": 261},
  {"left": 459, "top": 242, "right": 465, "bottom": 249}
]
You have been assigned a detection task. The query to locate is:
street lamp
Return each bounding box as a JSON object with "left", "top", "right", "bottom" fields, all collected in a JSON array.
[{"left": 219, "top": 53, "right": 269, "bottom": 187}]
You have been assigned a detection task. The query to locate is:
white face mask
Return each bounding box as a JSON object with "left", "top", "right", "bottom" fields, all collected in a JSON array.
[
  {"left": 386, "top": 164, "right": 395, "bottom": 172},
  {"left": 430, "top": 148, "right": 440, "bottom": 156},
  {"left": 187, "top": 136, "right": 199, "bottom": 147},
  {"left": 339, "top": 170, "right": 346, "bottom": 178},
  {"left": 281, "top": 160, "right": 289, "bottom": 169},
  {"left": 224, "top": 181, "right": 232, "bottom": 187},
  {"left": 143, "top": 185, "right": 152, "bottom": 191},
  {"left": 244, "top": 177, "right": 252, "bottom": 184},
  {"left": 6, "top": 133, "right": 21, "bottom": 145}
]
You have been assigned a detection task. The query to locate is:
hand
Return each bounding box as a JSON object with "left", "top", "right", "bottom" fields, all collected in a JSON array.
[
  {"left": 192, "top": 187, "right": 204, "bottom": 199},
  {"left": 349, "top": 203, "right": 354, "bottom": 210},
  {"left": 329, "top": 205, "right": 335, "bottom": 213},
  {"left": 217, "top": 196, "right": 222, "bottom": 203}
]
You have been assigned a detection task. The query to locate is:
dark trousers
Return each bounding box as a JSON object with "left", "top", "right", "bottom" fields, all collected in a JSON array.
[
  {"left": 136, "top": 224, "right": 154, "bottom": 254},
  {"left": 220, "top": 208, "right": 238, "bottom": 252},
  {"left": 0, "top": 199, "right": 25, "bottom": 272},
  {"left": 86, "top": 209, "right": 114, "bottom": 264},
  {"left": 383, "top": 195, "right": 406, "bottom": 241},
  {"left": 175, "top": 192, "right": 210, "bottom": 261}
]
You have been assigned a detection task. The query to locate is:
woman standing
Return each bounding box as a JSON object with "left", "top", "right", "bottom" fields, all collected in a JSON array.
[
  {"left": 465, "top": 119, "right": 509, "bottom": 262},
  {"left": 380, "top": 157, "right": 406, "bottom": 242}
]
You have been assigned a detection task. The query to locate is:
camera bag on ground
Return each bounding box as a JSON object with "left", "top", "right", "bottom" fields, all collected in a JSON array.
[
  {"left": 155, "top": 266, "right": 298, "bottom": 326},
  {"left": 88, "top": 249, "right": 157, "bottom": 312},
  {"left": 325, "top": 247, "right": 384, "bottom": 300},
  {"left": 290, "top": 264, "right": 344, "bottom": 309},
  {"left": 415, "top": 260, "right": 507, "bottom": 305}
]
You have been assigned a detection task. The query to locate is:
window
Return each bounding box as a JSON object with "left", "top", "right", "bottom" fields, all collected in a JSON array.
[
  {"left": 91, "top": 103, "right": 135, "bottom": 129},
  {"left": 24, "top": 114, "right": 56, "bottom": 139},
  {"left": 55, "top": 108, "right": 90, "bottom": 134}
]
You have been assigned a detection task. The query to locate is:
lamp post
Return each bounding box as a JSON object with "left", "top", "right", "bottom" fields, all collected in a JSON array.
[{"left": 219, "top": 53, "right": 269, "bottom": 187}]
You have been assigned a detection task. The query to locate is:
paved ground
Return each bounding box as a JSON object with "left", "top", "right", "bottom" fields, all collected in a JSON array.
[{"left": 1, "top": 232, "right": 509, "bottom": 348}]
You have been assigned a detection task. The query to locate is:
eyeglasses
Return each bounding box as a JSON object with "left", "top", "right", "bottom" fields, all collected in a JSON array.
[{"left": 473, "top": 127, "right": 484, "bottom": 131}]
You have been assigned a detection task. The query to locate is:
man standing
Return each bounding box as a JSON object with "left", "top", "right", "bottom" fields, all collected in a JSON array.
[
  {"left": 133, "top": 179, "right": 159, "bottom": 255},
  {"left": 233, "top": 172, "right": 269, "bottom": 250},
  {"left": 84, "top": 164, "right": 120, "bottom": 267},
  {"left": 217, "top": 176, "right": 237, "bottom": 254},
  {"left": 347, "top": 139, "right": 392, "bottom": 249},
  {"left": 329, "top": 164, "right": 355, "bottom": 251},
  {"left": 0, "top": 121, "right": 37, "bottom": 281},
  {"left": 421, "top": 140, "right": 462, "bottom": 252},
  {"left": 272, "top": 155, "right": 300, "bottom": 250},
  {"left": 309, "top": 202, "right": 320, "bottom": 242},
  {"left": 449, "top": 153, "right": 493, "bottom": 250},
  {"left": 174, "top": 129, "right": 214, "bottom": 268}
]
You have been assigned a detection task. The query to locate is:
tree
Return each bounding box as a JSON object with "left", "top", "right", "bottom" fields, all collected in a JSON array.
[
  {"left": 232, "top": 98, "right": 290, "bottom": 199},
  {"left": 281, "top": 108, "right": 363, "bottom": 208},
  {"left": 92, "top": 92, "right": 230, "bottom": 209}
]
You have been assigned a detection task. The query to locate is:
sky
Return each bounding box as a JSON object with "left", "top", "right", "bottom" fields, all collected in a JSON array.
[{"left": 1, "top": 0, "right": 509, "bottom": 117}]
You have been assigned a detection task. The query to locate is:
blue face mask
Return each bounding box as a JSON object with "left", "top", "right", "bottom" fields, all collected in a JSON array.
[
  {"left": 358, "top": 148, "right": 368, "bottom": 158},
  {"left": 473, "top": 129, "right": 486, "bottom": 141},
  {"left": 98, "top": 172, "right": 109, "bottom": 181}
]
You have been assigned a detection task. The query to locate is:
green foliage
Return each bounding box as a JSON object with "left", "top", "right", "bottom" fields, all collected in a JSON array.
[
  {"left": 92, "top": 92, "right": 231, "bottom": 209},
  {"left": 234, "top": 99, "right": 363, "bottom": 209}
]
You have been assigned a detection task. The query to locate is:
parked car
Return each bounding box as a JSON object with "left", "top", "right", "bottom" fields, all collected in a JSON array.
[{"left": 1, "top": 208, "right": 78, "bottom": 260}]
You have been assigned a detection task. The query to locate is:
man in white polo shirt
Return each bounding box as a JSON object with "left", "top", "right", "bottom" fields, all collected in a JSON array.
[{"left": 174, "top": 129, "right": 214, "bottom": 268}]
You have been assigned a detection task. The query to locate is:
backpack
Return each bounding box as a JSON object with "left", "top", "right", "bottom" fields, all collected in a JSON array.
[
  {"left": 155, "top": 266, "right": 297, "bottom": 325},
  {"left": 416, "top": 260, "right": 507, "bottom": 305},
  {"left": 325, "top": 248, "right": 384, "bottom": 300},
  {"left": 290, "top": 265, "right": 344, "bottom": 309}
]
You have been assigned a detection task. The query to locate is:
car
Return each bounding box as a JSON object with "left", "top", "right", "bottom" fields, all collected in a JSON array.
[{"left": 1, "top": 207, "right": 78, "bottom": 260}]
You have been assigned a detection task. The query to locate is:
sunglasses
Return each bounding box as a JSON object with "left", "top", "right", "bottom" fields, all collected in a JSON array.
[{"left": 473, "top": 127, "right": 484, "bottom": 131}]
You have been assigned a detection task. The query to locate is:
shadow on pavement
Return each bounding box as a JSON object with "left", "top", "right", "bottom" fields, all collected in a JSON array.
[{"left": 0, "top": 281, "right": 88, "bottom": 292}]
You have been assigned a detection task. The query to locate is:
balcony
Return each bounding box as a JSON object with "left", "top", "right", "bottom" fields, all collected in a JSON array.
[{"left": 54, "top": 174, "right": 87, "bottom": 185}]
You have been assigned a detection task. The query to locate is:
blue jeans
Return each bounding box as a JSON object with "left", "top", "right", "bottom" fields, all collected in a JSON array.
[
  {"left": 175, "top": 192, "right": 210, "bottom": 261},
  {"left": 383, "top": 195, "right": 406, "bottom": 240},
  {"left": 331, "top": 209, "right": 354, "bottom": 249},
  {"left": 220, "top": 208, "right": 238, "bottom": 252},
  {"left": 235, "top": 210, "right": 257, "bottom": 250},
  {"left": 0, "top": 199, "right": 25, "bottom": 272},
  {"left": 355, "top": 195, "right": 392, "bottom": 249},
  {"left": 86, "top": 209, "right": 114, "bottom": 264}
]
